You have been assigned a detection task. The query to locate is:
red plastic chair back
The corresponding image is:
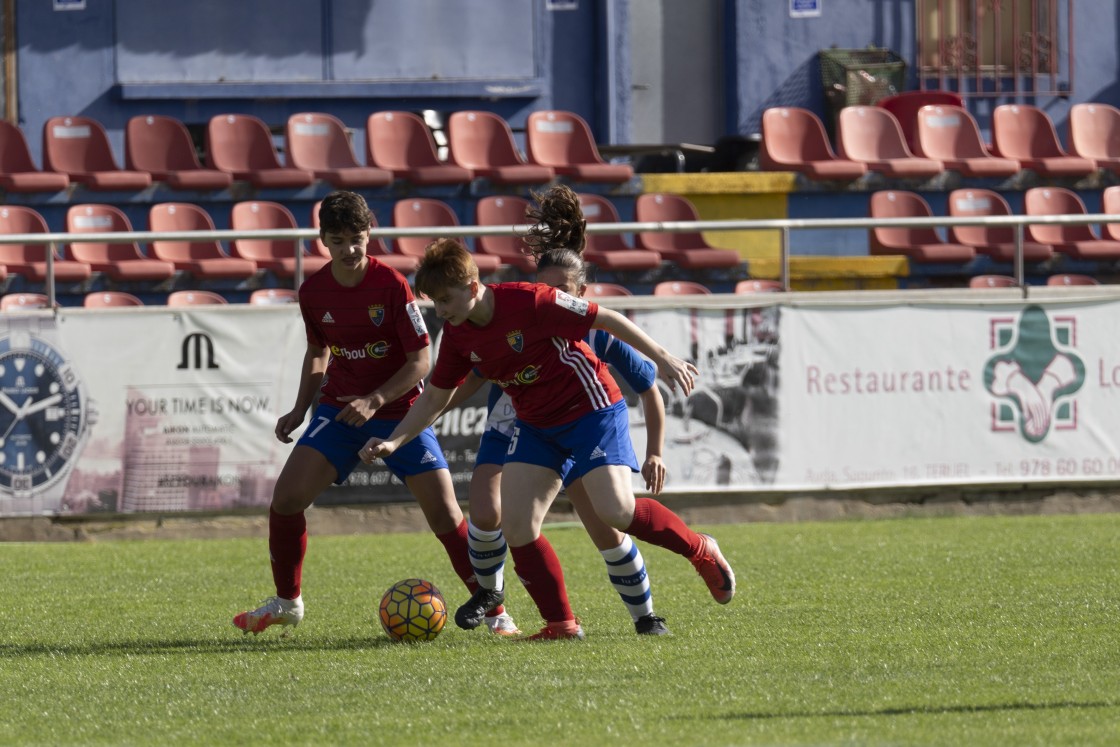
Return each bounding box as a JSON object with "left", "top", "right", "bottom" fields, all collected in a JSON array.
[
  {"left": 653, "top": 280, "right": 711, "bottom": 296},
  {"left": 392, "top": 198, "right": 461, "bottom": 259},
  {"left": 84, "top": 291, "right": 144, "bottom": 307},
  {"left": 1068, "top": 102, "right": 1120, "bottom": 160},
  {"left": 43, "top": 115, "right": 121, "bottom": 172},
  {"left": 878, "top": 90, "right": 963, "bottom": 153},
  {"left": 126, "top": 115, "right": 205, "bottom": 172},
  {"left": 969, "top": 274, "right": 1018, "bottom": 289},
  {"left": 475, "top": 195, "right": 536, "bottom": 271},
  {"left": 366, "top": 111, "right": 444, "bottom": 170},
  {"left": 448, "top": 110, "right": 526, "bottom": 170},
  {"left": 992, "top": 104, "right": 1068, "bottom": 159},
  {"left": 167, "top": 290, "right": 228, "bottom": 307},
  {"left": 286, "top": 112, "right": 362, "bottom": 170},
  {"left": 1023, "top": 187, "right": 1097, "bottom": 245},
  {"left": 584, "top": 283, "right": 633, "bottom": 298}
]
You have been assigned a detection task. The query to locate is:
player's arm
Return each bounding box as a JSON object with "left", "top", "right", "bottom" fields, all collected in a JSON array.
[
  {"left": 335, "top": 347, "right": 431, "bottom": 427},
  {"left": 442, "top": 370, "right": 486, "bottom": 411},
  {"left": 276, "top": 342, "right": 329, "bottom": 443},
  {"left": 637, "top": 383, "right": 667, "bottom": 494},
  {"left": 360, "top": 383, "right": 456, "bottom": 462},
  {"left": 591, "top": 306, "right": 698, "bottom": 396}
]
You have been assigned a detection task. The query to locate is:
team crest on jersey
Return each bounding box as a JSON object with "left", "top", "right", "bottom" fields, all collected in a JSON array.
[
  {"left": 506, "top": 330, "right": 524, "bottom": 352},
  {"left": 368, "top": 304, "right": 385, "bottom": 326}
]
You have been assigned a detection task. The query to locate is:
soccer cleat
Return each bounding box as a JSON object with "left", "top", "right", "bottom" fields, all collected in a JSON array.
[
  {"left": 484, "top": 610, "right": 521, "bottom": 637},
  {"left": 691, "top": 533, "right": 736, "bottom": 604},
  {"left": 634, "top": 614, "right": 671, "bottom": 636},
  {"left": 454, "top": 587, "right": 505, "bottom": 630},
  {"left": 518, "top": 619, "right": 584, "bottom": 642},
  {"left": 233, "top": 595, "right": 304, "bottom": 636}
]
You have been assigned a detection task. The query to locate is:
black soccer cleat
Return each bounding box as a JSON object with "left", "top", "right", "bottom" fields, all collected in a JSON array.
[
  {"left": 455, "top": 587, "right": 505, "bottom": 630},
  {"left": 634, "top": 614, "right": 671, "bottom": 636}
]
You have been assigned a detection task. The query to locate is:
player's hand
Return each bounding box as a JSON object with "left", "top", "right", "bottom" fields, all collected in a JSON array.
[
  {"left": 360, "top": 437, "right": 397, "bottom": 464},
  {"left": 335, "top": 395, "right": 378, "bottom": 427},
  {"left": 658, "top": 355, "right": 698, "bottom": 396},
  {"left": 275, "top": 411, "right": 304, "bottom": 444},
  {"left": 641, "top": 455, "right": 666, "bottom": 495}
]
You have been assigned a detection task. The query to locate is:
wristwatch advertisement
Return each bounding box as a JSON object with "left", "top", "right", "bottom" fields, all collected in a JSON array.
[{"left": 0, "top": 312, "right": 96, "bottom": 514}]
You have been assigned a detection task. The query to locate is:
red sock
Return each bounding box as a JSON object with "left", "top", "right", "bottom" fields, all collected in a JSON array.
[
  {"left": 436, "top": 520, "right": 506, "bottom": 616},
  {"left": 509, "top": 535, "right": 573, "bottom": 624},
  {"left": 269, "top": 508, "right": 307, "bottom": 600},
  {"left": 626, "top": 498, "right": 703, "bottom": 559}
]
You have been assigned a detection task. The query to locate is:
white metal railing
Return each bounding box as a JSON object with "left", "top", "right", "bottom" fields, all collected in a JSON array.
[{"left": 2, "top": 212, "right": 1117, "bottom": 305}]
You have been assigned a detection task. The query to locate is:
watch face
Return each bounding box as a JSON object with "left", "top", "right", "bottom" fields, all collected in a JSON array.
[{"left": 0, "top": 335, "right": 85, "bottom": 494}]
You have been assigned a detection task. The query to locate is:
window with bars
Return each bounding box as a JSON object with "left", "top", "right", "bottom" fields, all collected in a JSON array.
[{"left": 917, "top": 0, "right": 1071, "bottom": 97}]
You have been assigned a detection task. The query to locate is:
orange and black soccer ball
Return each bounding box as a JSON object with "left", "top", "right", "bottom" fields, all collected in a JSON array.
[{"left": 378, "top": 578, "right": 447, "bottom": 642}]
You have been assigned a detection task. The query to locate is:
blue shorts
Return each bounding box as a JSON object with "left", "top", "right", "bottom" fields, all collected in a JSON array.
[
  {"left": 506, "top": 400, "right": 638, "bottom": 487},
  {"left": 297, "top": 403, "right": 448, "bottom": 485}
]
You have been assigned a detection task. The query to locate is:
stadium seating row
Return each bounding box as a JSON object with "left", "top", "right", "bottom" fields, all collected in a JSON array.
[
  {"left": 869, "top": 185, "right": 1120, "bottom": 263},
  {"left": 0, "top": 109, "right": 633, "bottom": 194},
  {"left": 0, "top": 192, "right": 743, "bottom": 289},
  {"left": 0, "top": 279, "right": 785, "bottom": 311},
  {"left": 761, "top": 101, "right": 1120, "bottom": 182}
]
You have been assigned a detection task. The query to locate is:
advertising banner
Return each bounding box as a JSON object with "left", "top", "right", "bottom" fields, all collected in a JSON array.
[{"left": 2, "top": 296, "right": 1117, "bottom": 517}]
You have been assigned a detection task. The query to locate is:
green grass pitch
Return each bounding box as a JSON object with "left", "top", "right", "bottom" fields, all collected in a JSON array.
[{"left": 2, "top": 512, "right": 1118, "bottom": 746}]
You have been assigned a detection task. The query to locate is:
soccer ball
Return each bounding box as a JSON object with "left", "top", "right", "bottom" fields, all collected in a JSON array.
[{"left": 378, "top": 578, "right": 447, "bottom": 642}]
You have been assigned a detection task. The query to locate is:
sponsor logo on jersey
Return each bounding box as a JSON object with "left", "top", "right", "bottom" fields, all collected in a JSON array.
[
  {"left": 368, "top": 304, "right": 385, "bottom": 326},
  {"left": 406, "top": 301, "right": 428, "bottom": 338},
  {"left": 330, "top": 341, "right": 390, "bottom": 360},
  {"left": 554, "top": 290, "right": 590, "bottom": 316},
  {"left": 321, "top": 311, "right": 335, "bottom": 323},
  {"left": 590, "top": 446, "right": 607, "bottom": 460},
  {"left": 470, "top": 351, "right": 481, "bottom": 362},
  {"left": 506, "top": 330, "right": 524, "bottom": 352},
  {"left": 493, "top": 364, "right": 542, "bottom": 388},
  {"left": 420, "top": 450, "right": 438, "bottom": 464}
]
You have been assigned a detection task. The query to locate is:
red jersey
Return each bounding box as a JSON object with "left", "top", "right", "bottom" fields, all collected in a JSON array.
[
  {"left": 431, "top": 283, "right": 622, "bottom": 427},
  {"left": 298, "top": 259, "right": 429, "bottom": 419}
]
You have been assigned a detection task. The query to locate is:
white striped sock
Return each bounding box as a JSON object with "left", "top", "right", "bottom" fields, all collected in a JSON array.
[
  {"left": 467, "top": 519, "right": 506, "bottom": 591},
  {"left": 600, "top": 534, "right": 653, "bottom": 622}
]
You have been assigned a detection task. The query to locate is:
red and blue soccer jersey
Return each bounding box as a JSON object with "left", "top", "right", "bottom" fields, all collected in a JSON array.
[
  {"left": 298, "top": 259, "right": 429, "bottom": 419},
  {"left": 431, "top": 282, "right": 623, "bottom": 427}
]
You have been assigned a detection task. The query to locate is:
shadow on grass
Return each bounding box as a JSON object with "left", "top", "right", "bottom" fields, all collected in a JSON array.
[
  {"left": 0, "top": 635, "right": 402, "bottom": 658},
  {"left": 715, "top": 700, "right": 1119, "bottom": 720}
]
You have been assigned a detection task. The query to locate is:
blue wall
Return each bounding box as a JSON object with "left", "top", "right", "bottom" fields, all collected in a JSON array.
[{"left": 730, "top": 0, "right": 1119, "bottom": 141}]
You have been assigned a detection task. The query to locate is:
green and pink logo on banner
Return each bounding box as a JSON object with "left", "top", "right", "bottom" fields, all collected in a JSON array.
[{"left": 984, "top": 306, "right": 1085, "bottom": 443}]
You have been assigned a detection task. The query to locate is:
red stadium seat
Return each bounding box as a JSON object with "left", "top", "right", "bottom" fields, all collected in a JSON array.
[
  {"left": 759, "top": 107, "right": 866, "bottom": 181},
  {"left": 391, "top": 198, "right": 502, "bottom": 274},
  {"left": 229, "top": 201, "right": 328, "bottom": 278},
  {"left": 634, "top": 193, "right": 741, "bottom": 270},
  {"left": 474, "top": 195, "right": 538, "bottom": 274},
  {"left": 991, "top": 104, "right": 1096, "bottom": 178},
  {"left": 43, "top": 115, "right": 152, "bottom": 191},
  {"left": 1068, "top": 103, "right": 1120, "bottom": 175},
  {"left": 877, "top": 90, "right": 963, "bottom": 154},
  {"left": 125, "top": 115, "right": 233, "bottom": 191},
  {"left": 868, "top": 191, "right": 975, "bottom": 263},
  {"left": 968, "top": 274, "right": 1018, "bottom": 289},
  {"left": 448, "top": 111, "right": 554, "bottom": 186},
  {"left": 1, "top": 292, "right": 51, "bottom": 311},
  {"left": 653, "top": 280, "right": 711, "bottom": 296},
  {"left": 735, "top": 279, "right": 783, "bottom": 293},
  {"left": 286, "top": 113, "right": 392, "bottom": 189},
  {"left": 577, "top": 193, "right": 662, "bottom": 272},
  {"left": 1046, "top": 273, "right": 1100, "bottom": 286},
  {"left": 0, "top": 120, "right": 69, "bottom": 193},
  {"left": 837, "top": 106, "right": 943, "bottom": 178},
  {"left": 207, "top": 114, "right": 315, "bottom": 189},
  {"left": 0, "top": 206, "right": 92, "bottom": 283},
  {"left": 148, "top": 203, "right": 258, "bottom": 281},
  {"left": 64, "top": 204, "right": 176, "bottom": 282},
  {"left": 915, "top": 105, "right": 1020, "bottom": 178},
  {"left": 947, "top": 189, "right": 1053, "bottom": 264},
  {"left": 167, "top": 290, "right": 228, "bottom": 306},
  {"left": 1100, "top": 185, "right": 1120, "bottom": 241},
  {"left": 525, "top": 110, "right": 633, "bottom": 183},
  {"left": 366, "top": 111, "right": 473, "bottom": 186},
  {"left": 84, "top": 291, "right": 144, "bottom": 307},
  {"left": 249, "top": 288, "right": 298, "bottom": 305},
  {"left": 584, "top": 282, "right": 633, "bottom": 298},
  {"left": 1024, "top": 187, "right": 1120, "bottom": 260},
  {"left": 310, "top": 201, "right": 419, "bottom": 276}
]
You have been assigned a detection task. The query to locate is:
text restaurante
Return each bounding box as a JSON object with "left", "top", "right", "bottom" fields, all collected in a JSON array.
[{"left": 805, "top": 364, "right": 972, "bottom": 394}]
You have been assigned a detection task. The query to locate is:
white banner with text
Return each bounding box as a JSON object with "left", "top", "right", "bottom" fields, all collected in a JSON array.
[{"left": 1, "top": 296, "right": 1117, "bottom": 517}]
